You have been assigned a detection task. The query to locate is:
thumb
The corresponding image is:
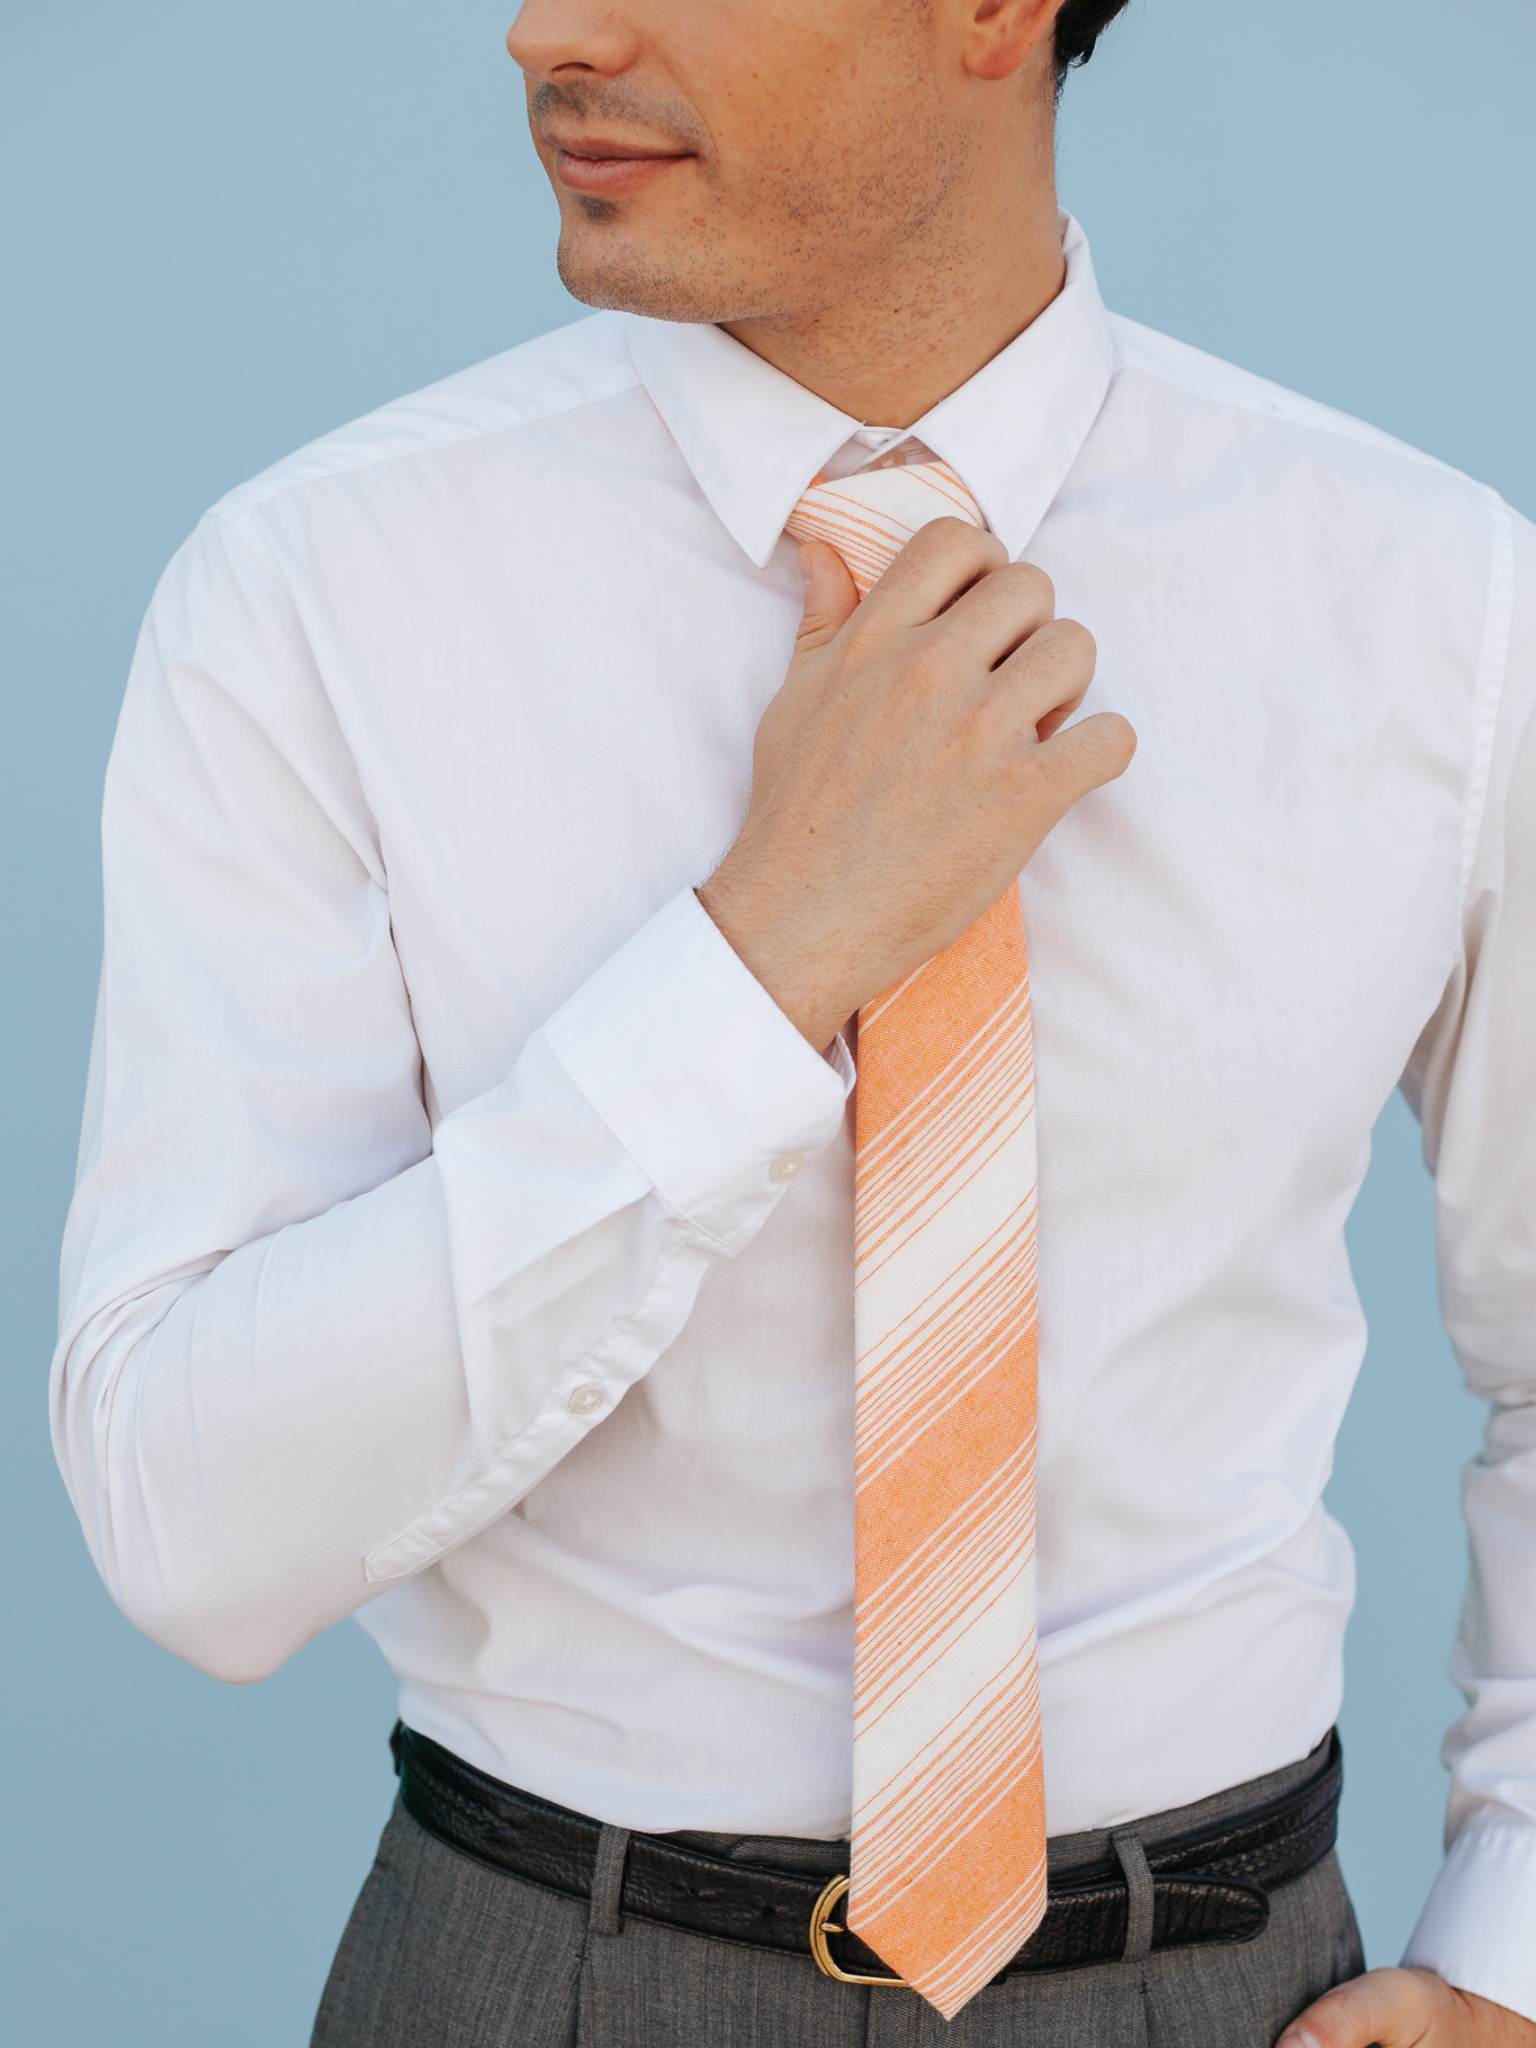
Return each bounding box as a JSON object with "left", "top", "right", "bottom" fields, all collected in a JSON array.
[
  {"left": 1275, "top": 1968, "right": 1451, "bottom": 2048},
  {"left": 793, "top": 538, "right": 861, "bottom": 656}
]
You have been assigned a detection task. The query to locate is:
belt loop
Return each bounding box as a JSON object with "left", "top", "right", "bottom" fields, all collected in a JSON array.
[
  {"left": 1111, "top": 1829, "right": 1154, "bottom": 1964},
  {"left": 588, "top": 1825, "right": 632, "bottom": 1938}
]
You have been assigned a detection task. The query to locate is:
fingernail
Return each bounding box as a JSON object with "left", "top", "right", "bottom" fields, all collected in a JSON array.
[{"left": 797, "top": 546, "right": 813, "bottom": 589}]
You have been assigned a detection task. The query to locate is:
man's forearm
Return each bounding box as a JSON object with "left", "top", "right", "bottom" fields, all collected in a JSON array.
[{"left": 54, "top": 892, "right": 848, "bottom": 1680}]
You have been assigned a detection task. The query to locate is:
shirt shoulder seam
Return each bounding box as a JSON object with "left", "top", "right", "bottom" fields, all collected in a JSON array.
[
  {"left": 212, "top": 359, "right": 645, "bottom": 536},
  {"left": 1106, "top": 314, "right": 1478, "bottom": 488}
]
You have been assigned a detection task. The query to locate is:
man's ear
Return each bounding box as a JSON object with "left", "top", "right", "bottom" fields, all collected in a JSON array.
[{"left": 962, "top": 0, "right": 1068, "bottom": 83}]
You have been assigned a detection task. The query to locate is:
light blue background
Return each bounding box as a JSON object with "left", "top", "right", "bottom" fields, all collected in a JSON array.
[{"left": 2, "top": 3, "right": 1532, "bottom": 2041}]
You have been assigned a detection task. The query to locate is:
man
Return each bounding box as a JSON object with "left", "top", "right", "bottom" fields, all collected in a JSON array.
[{"left": 51, "top": 0, "right": 1536, "bottom": 2041}]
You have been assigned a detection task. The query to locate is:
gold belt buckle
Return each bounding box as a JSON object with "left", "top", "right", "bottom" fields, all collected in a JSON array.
[{"left": 808, "top": 1876, "right": 911, "bottom": 1987}]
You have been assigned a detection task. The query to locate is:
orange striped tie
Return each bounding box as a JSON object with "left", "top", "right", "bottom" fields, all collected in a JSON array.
[{"left": 786, "top": 460, "right": 1045, "bottom": 2018}]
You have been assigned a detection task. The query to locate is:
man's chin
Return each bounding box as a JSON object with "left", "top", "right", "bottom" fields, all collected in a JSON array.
[{"left": 555, "top": 232, "right": 746, "bottom": 327}]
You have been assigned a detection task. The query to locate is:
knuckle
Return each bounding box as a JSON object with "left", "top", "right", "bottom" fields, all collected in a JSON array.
[
  {"left": 1027, "top": 617, "right": 1096, "bottom": 676},
  {"left": 1004, "top": 560, "right": 1055, "bottom": 610},
  {"left": 916, "top": 517, "right": 1004, "bottom": 569},
  {"left": 1006, "top": 626, "right": 1091, "bottom": 702},
  {"left": 905, "top": 515, "right": 959, "bottom": 556},
  {"left": 977, "top": 563, "right": 1056, "bottom": 633},
  {"left": 1052, "top": 615, "right": 1096, "bottom": 662}
]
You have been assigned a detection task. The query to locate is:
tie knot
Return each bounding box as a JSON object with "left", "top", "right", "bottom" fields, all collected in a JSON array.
[{"left": 785, "top": 460, "right": 987, "bottom": 594}]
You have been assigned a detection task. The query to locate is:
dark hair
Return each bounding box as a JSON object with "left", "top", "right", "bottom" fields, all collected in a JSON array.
[{"left": 1054, "top": 0, "right": 1132, "bottom": 79}]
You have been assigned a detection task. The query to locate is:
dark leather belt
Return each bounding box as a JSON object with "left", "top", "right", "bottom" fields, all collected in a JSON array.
[{"left": 393, "top": 1722, "right": 1342, "bottom": 1984}]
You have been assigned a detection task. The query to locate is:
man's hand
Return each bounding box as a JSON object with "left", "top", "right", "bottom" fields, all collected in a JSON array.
[
  {"left": 1278, "top": 1968, "right": 1536, "bottom": 2048},
  {"left": 699, "top": 520, "right": 1135, "bottom": 1049}
]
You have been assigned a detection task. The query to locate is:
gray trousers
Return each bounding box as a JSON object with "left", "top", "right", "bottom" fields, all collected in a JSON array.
[{"left": 312, "top": 1751, "right": 1364, "bottom": 2048}]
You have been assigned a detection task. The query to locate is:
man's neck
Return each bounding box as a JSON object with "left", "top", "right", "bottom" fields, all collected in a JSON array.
[{"left": 719, "top": 188, "right": 1067, "bottom": 429}]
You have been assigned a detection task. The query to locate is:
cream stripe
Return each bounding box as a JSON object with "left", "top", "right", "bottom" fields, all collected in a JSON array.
[
  {"left": 856, "top": 1512, "right": 1035, "bottom": 1721},
  {"left": 853, "top": 1644, "right": 1040, "bottom": 1891},
  {"left": 854, "top": 1226, "right": 1036, "bottom": 1473},
  {"left": 857, "top": 1026, "right": 1033, "bottom": 1230},
  {"left": 858, "top": 979, "right": 1033, "bottom": 1171},
  {"left": 852, "top": 1561, "right": 1036, "bottom": 1798},
  {"left": 855, "top": 1277, "right": 1035, "bottom": 1494},
  {"left": 857, "top": 1189, "right": 1034, "bottom": 1398},
  {"left": 857, "top": 1071, "right": 1034, "bottom": 1253},
  {"left": 855, "top": 1674, "right": 1042, "bottom": 1892},
  {"left": 855, "top": 1117, "right": 1037, "bottom": 1363}
]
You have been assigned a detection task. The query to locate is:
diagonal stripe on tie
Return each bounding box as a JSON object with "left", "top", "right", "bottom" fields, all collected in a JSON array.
[{"left": 785, "top": 461, "right": 1045, "bottom": 2019}]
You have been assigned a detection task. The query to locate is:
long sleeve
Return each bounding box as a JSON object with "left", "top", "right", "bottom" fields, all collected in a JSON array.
[
  {"left": 1400, "top": 506, "right": 1536, "bottom": 2022},
  {"left": 51, "top": 513, "right": 849, "bottom": 1686}
]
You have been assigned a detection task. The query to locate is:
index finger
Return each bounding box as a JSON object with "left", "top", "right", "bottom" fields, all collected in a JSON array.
[{"left": 858, "top": 516, "right": 1010, "bottom": 629}]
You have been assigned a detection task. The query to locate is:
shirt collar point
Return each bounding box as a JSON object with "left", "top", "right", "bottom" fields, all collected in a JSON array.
[{"left": 624, "top": 211, "right": 1115, "bottom": 574}]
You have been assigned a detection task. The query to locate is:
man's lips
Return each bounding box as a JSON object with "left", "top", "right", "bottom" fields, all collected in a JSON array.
[{"left": 548, "top": 134, "right": 692, "bottom": 197}]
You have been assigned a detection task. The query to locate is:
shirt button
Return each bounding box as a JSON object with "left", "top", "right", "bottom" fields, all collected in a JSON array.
[
  {"left": 769, "top": 1151, "right": 807, "bottom": 1185},
  {"left": 568, "top": 1383, "right": 605, "bottom": 1417}
]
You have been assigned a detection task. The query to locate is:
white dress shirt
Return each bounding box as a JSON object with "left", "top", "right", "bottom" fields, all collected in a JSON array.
[{"left": 53, "top": 219, "right": 1536, "bottom": 2019}]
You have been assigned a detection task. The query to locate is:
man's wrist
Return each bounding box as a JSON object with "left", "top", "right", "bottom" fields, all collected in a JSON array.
[{"left": 695, "top": 869, "right": 853, "bottom": 1053}]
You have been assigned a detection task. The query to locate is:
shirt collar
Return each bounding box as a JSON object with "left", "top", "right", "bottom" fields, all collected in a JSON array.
[{"left": 622, "top": 214, "right": 1116, "bottom": 569}]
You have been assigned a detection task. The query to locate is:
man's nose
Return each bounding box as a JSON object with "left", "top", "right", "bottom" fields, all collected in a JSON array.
[{"left": 507, "top": 0, "right": 638, "bottom": 82}]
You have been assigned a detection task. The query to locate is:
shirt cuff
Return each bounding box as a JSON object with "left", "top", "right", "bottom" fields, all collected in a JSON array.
[
  {"left": 1402, "top": 1821, "right": 1536, "bottom": 2023},
  {"left": 543, "top": 887, "right": 853, "bottom": 1254}
]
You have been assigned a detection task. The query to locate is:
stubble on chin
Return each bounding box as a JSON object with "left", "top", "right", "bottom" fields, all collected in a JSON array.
[
  {"left": 533, "top": 76, "right": 741, "bottom": 323},
  {"left": 552, "top": 151, "right": 872, "bottom": 329},
  {"left": 536, "top": 65, "right": 961, "bottom": 332},
  {"left": 554, "top": 216, "right": 750, "bottom": 326}
]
